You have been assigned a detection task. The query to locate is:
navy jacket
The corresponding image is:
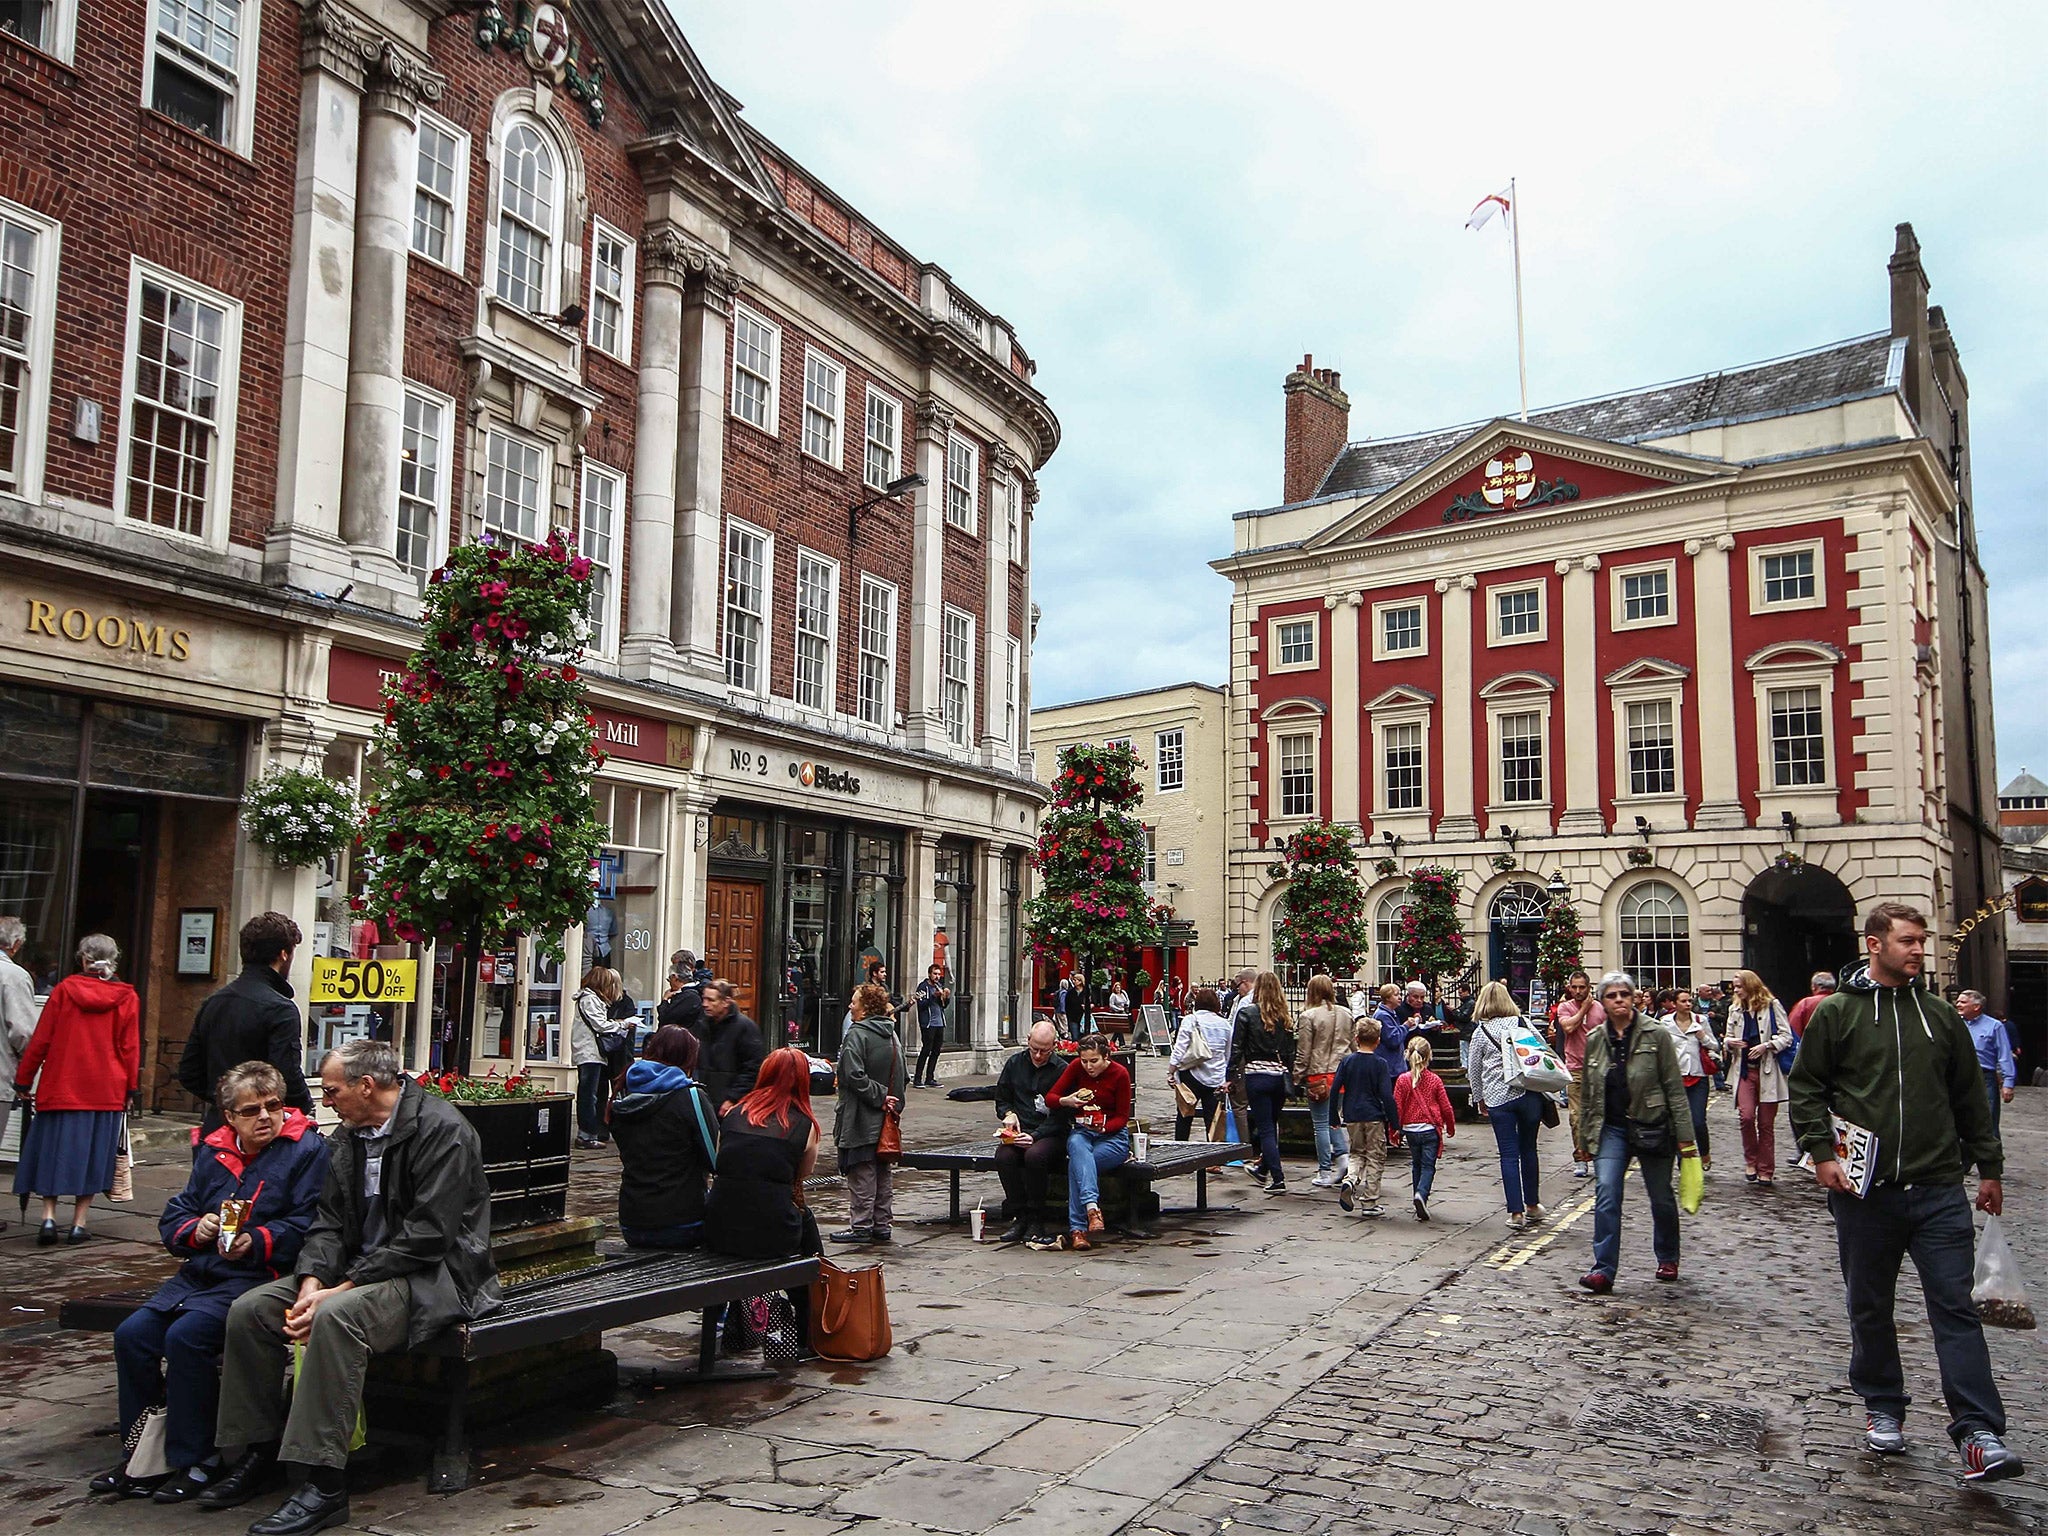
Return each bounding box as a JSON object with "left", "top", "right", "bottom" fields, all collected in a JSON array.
[
  {"left": 147, "top": 1111, "right": 329, "bottom": 1320},
  {"left": 1335, "top": 1049, "right": 1399, "bottom": 1129}
]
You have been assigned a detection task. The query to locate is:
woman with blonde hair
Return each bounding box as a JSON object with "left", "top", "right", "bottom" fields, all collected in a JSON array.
[
  {"left": 1233, "top": 971, "right": 1297, "bottom": 1193},
  {"left": 1727, "top": 969, "right": 1794, "bottom": 1185},
  {"left": 1392, "top": 1033, "right": 1456, "bottom": 1220},
  {"left": 1295, "top": 974, "right": 1353, "bottom": 1188},
  {"left": 1464, "top": 980, "right": 1548, "bottom": 1229},
  {"left": 571, "top": 965, "right": 624, "bottom": 1148}
]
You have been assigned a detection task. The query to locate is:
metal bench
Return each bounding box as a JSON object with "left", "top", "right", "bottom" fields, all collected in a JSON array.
[
  {"left": 59, "top": 1246, "right": 819, "bottom": 1493},
  {"left": 899, "top": 1137, "right": 1252, "bottom": 1235}
]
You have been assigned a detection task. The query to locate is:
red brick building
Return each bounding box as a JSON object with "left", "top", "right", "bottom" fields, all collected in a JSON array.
[
  {"left": 0, "top": 0, "right": 1056, "bottom": 1107},
  {"left": 1216, "top": 228, "right": 2003, "bottom": 1008}
]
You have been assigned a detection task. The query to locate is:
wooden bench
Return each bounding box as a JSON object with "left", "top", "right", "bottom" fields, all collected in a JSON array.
[
  {"left": 899, "top": 1138, "right": 1252, "bottom": 1236},
  {"left": 59, "top": 1247, "right": 819, "bottom": 1493}
]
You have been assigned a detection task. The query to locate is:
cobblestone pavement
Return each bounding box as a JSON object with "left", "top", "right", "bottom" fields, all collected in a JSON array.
[
  {"left": 1133, "top": 1094, "right": 2048, "bottom": 1536},
  {"left": 4, "top": 1083, "right": 2044, "bottom": 1535}
]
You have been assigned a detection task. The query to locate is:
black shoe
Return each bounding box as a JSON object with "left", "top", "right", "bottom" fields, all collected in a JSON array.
[
  {"left": 153, "top": 1465, "right": 218, "bottom": 1504},
  {"left": 247, "top": 1482, "right": 350, "bottom": 1536},
  {"left": 89, "top": 1465, "right": 165, "bottom": 1498},
  {"left": 195, "top": 1447, "right": 278, "bottom": 1510},
  {"left": 36, "top": 1220, "right": 57, "bottom": 1246},
  {"left": 870, "top": 1229, "right": 893, "bottom": 1244},
  {"left": 827, "top": 1228, "right": 874, "bottom": 1244},
  {"left": 66, "top": 1225, "right": 89, "bottom": 1244},
  {"left": 997, "top": 1219, "right": 1029, "bottom": 1244}
]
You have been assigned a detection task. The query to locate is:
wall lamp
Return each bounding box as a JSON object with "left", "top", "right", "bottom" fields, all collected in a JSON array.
[
  {"left": 1634, "top": 814, "right": 1652, "bottom": 845},
  {"left": 848, "top": 473, "right": 927, "bottom": 545},
  {"left": 1499, "top": 825, "right": 1519, "bottom": 848},
  {"left": 1780, "top": 809, "right": 1798, "bottom": 837},
  {"left": 1381, "top": 830, "right": 1403, "bottom": 854}
]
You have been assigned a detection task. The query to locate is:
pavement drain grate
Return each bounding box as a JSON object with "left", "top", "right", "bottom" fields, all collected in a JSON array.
[{"left": 1572, "top": 1396, "right": 1768, "bottom": 1449}]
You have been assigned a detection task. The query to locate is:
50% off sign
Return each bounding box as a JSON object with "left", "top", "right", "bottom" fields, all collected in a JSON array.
[{"left": 310, "top": 957, "right": 419, "bottom": 1004}]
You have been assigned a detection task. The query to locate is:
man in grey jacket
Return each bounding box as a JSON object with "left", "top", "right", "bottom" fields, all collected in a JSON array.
[
  {"left": 0, "top": 917, "right": 38, "bottom": 1200},
  {"left": 203, "top": 1040, "right": 499, "bottom": 1532}
]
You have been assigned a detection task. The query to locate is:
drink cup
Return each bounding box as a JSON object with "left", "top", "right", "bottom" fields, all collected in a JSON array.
[{"left": 969, "top": 1206, "right": 986, "bottom": 1242}]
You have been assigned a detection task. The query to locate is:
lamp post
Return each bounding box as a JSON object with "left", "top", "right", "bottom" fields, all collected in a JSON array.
[{"left": 848, "top": 472, "right": 927, "bottom": 546}]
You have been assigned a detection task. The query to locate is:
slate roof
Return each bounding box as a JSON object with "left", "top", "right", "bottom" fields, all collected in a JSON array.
[
  {"left": 1317, "top": 333, "right": 1900, "bottom": 499},
  {"left": 2001, "top": 770, "right": 2048, "bottom": 801}
]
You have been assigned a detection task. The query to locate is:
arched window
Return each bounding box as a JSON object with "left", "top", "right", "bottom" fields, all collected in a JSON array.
[
  {"left": 1618, "top": 880, "right": 1691, "bottom": 991},
  {"left": 1488, "top": 882, "right": 1546, "bottom": 924},
  {"left": 1374, "top": 892, "right": 1408, "bottom": 986},
  {"left": 495, "top": 121, "right": 558, "bottom": 313}
]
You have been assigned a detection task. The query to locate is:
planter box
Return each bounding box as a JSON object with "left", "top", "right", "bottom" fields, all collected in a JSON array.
[{"left": 454, "top": 1095, "right": 573, "bottom": 1232}]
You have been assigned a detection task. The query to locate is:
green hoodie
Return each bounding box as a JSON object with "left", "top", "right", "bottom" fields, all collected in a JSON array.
[{"left": 1786, "top": 969, "right": 2000, "bottom": 1186}]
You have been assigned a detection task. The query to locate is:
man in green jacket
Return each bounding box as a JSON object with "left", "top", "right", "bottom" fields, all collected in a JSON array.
[{"left": 1787, "top": 901, "right": 2019, "bottom": 1483}]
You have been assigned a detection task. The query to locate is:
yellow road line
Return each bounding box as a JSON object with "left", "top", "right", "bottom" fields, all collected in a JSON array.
[{"left": 1484, "top": 1186, "right": 1598, "bottom": 1269}]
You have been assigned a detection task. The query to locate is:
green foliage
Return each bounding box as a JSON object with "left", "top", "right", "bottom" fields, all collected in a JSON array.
[
  {"left": 1272, "top": 822, "right": 1367, "bottom": 975},
  {"left": 1025, "top": 742, "right": 1157, "bottom": 969},
  {"left": 1393, "top": 865, "right": 1468, "bottom": 984},
  {"left": 1536, "top": 893, "right": 1585, "bottom": 989},
  {"left": 241, "top": 767, "right": 358, "bottom": 868},
  {"left": 1132, "top": 968, "right": 1153, "bottom": 994},
  {"left": 355, "top": 534, "right": 608, "bottom": 958}
]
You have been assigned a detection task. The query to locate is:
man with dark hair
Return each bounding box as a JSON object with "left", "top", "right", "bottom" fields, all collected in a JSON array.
[
  {"left": 657, "top": 949, "right": 703, "bottom": 1034},
  {"left": 695, "top": 978, "right": 766, "bottom": 1110},
  {"left": 179, "top": 913, "right": 312, "bottom": 1137},
  {"left": 1789, "top": 901, "right": 2021, "bottom": 1483},
  {"left": 911, "top": 964, "right": 951, "bottom": 1088}
]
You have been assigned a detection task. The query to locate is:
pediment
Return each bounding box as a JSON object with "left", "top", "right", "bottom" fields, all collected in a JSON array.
[
  {"left": 1365, "top": 685, "right": 1437, "bottom": 711},
  {"left": 1477, "top": 670, "right": 1558, "bottom": 699},
  {"left": 1603, "top": 657, "right": 1693, "bottom": 688},
  {"left": 1259, "top": 697, "right": 1328, "bottom": 722},
  {"left": 1745, "top": 641, "right": 1844, "bottom": 671},
  {"left": 1305, "top": 421, "right": 1728, "bottom": 551}
]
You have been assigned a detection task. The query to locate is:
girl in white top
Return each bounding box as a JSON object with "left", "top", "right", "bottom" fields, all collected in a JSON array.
[
  {"left": 1167, "top": 988, "right": 1235, "bottom": 1141},
  {"left": 1659, "top": 987, "right": 1721, "bottom": 1172}
]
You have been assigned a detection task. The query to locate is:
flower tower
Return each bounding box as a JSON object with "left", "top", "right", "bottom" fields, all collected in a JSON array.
[
  {"left": 1272, "top": 821, "right": 1367, "bottom": 977},
  {"left": 1024, "top": 742, "right": 1156, "bottom": 1024},
  {"left": 1535, "top": 888, "right": 1585, "bottom": 1001},
  {"left": 1393, "top": 864, "right": 1468, "bottom": 991},
  {"left": 357, "top": 533, "right": 609, "bottom": 1070}
]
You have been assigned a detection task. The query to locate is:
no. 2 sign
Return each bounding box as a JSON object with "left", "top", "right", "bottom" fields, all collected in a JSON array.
[{"left": 310, "top": 957, "right": 420, "bottom": 1004}]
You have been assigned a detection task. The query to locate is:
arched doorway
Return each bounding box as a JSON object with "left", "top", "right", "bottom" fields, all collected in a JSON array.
[
  {"left": 1742, "top": 863, "right": 1857, "bottom": 1004},
  {"left": 1488, "top": 881, "right": 1547, "bottom": 1009}
]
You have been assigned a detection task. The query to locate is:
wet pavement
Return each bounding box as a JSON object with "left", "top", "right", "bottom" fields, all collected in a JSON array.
[{"left": 2, "top": 1076, "right": 2043, "bottom": 1534}]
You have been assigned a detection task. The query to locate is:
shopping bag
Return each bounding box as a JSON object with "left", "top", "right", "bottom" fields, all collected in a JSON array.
[
  {"left": 109, "top": 1119, "right": 134, "bottom": 1203},
  {"left": 124, "top": 1406, "right": 170, "bottom": 1478},
  {"left": 1678, "top": 1153, "right": 1704, "bottom": 1215},
  {"left": 1494, "top": 1022, "right": 1570, "bottom": 1095},
  {"left": 1972, "top": 1215, "right": 2037, "bottom": 1329},
  {"left": 292, "top": 1343, "right": 369, "bottom": 1450}
]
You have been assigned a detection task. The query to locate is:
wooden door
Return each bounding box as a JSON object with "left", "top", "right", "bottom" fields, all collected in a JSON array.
[{"left": 705, "top": 877, "right": 765, "bottom": 1020}]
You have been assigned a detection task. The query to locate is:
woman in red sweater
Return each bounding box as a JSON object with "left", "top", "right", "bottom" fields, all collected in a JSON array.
[
  {"left": 1029, "top": 1034, "right": 1132, "bottom": 1252},
  {"left": 12, "top": 933, "right": 140, "bottom": 1245},
  {"left": 1393, "top": 1035, "right": 1455, "bottom": 1222}
]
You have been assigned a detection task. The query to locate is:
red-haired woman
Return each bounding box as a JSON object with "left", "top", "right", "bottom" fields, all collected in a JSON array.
[{"left": 705, "top": 1046, "right": 822, "bottom": 1358}]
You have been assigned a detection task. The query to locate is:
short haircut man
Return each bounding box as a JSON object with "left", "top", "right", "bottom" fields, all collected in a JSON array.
[
  {"left": 179, "top": 912, "right": 312, "bottom": 1135},
  {"left": 239, "top": 911, "right": 302, "bottom": 970}
]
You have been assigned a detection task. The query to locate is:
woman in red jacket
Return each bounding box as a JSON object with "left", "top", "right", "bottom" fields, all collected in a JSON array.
[
  {"left": 12, "top": 933, "right": 140, "bottom": 1245},
  {"left": 1029, "top": 1034, "right": 1132, "bottom": 1252}
]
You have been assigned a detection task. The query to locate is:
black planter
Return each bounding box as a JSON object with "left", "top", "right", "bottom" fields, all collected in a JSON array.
[{"left": 454, "top": 1095, "right": 573, "bottom": 1232}]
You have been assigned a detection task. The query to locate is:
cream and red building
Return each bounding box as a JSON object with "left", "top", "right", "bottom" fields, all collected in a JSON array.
[
  {"left": 0, "top": 0, "right": 1054, "bottom": 1107},
  {"left": 1216, "top": 227, "right": 2003, "bottom": 1009}
]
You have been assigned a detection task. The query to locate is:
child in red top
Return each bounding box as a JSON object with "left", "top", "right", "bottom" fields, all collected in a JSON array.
[
  {"left": 1034, "top": 1036, "right": 1132, "bottom": 1251},
  {"left": 1392, "top": 1036, "right": 1455, "bottom": 1222}
]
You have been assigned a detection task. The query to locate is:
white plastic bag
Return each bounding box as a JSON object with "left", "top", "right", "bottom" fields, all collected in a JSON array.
[{"left": 1972, "top": 1215, "right": 2037, "bottom": 1329}]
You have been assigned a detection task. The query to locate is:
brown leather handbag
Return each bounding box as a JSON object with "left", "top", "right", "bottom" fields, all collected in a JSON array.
[
  {"left": 875, "top": 1037, "right": 904, "bottom": 1162},
  {"left": 809, "top": 1256, "right": 893, "bottom": 1361}
]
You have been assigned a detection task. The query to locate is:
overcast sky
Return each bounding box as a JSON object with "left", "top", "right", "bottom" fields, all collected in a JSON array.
[{"left": 674, "top": 1, "right": 2047, "bottom": 786}]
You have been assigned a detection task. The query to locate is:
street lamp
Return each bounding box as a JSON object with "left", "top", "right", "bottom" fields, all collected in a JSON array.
[
  {"left": 848, "top": 473, "right": 927, "bottom": 546},
  {"left": 1545, "top": 869, "right": 1570, "bottom": 904}
]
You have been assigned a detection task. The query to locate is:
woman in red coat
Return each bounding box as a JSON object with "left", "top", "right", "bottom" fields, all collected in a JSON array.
[{"left": 12, "top": 933, "right": 140, "bottom": 1245}]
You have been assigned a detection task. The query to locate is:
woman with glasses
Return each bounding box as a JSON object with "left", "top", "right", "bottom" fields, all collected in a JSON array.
[{"left": 91, "top": 1062, "right": 327, "bottom": 1503}]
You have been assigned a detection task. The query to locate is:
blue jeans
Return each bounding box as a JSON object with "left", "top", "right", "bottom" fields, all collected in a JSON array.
[
  {"left": 1829, "top": 1181, "right": 2003, "bottom": 1440},
  {"left": 1311, "top": 1090, "right": 1340, "bottom": 1172},
  {"left": 1404, "top": 1128, "right": 1441, "bottom": 1202},
  {"left": 1591, "top": 1123, "right": 1679, "bottom": 1276},
  {"left": 1486, "top": 1093, "right": 1545, "bottom": 1213},
  {"left": 115, "top": 1304, "right": 226, "bottom": 1471},
  {"left": 576, "top": 1061, "right": 609, "bottom": 1139},
  {"left": 1683, "top": 1080, "right": 1711, "bottom": 1160},
  {"left": 1245, "top": 1072, "right": 1288, "bottom": 1183},
  {"left": 1066, "top": 1127, "right": 1130, "bottom": 1232},
  {"left": 1984, "top": 1069, "right": 2004, "bottom": 1137}
]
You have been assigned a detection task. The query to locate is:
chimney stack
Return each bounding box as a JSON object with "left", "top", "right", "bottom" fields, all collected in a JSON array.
[
  {"left": 1282, "top": 353, "right": 1350, "bottom": 505},
  {"left": 1888, "top": 222, "right": 1932, "bottom": 425}
]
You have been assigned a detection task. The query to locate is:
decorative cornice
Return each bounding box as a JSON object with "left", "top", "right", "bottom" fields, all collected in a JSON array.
[
  {"left": 364, "top": 39, "right": 446, "bottom": 116},
  {"left": 301, "top": 1, "right": 382, "bottom": 88},
  {"left": 916, "top": 394, "right": 958, "bottom": 444},
  {"left": 991, "top": 442, "right": 1024, "bottom": 477},
  {"left": 640, "top": 227, "right": 736, "bottom": 305}
]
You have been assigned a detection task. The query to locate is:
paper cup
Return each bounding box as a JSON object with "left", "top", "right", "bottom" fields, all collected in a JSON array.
[{"left": 969, "top": 1207, "right": 986, "bottom": 1242}]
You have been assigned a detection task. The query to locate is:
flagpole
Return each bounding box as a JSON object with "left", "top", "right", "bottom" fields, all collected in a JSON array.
[{"left": 1509, "top": 175, "right": 1528, "bottom": 422}]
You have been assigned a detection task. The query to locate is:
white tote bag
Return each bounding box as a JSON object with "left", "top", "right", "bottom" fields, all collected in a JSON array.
[{"left": 1493, "top": 1020, "right": 1571, "bottom": 1095}]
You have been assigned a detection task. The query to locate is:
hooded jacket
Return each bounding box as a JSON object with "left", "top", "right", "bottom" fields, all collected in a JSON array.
[
  {"left": 609, "top": 1058, "right": 718, "bottom": 1232},
  {"left": 297, "top": 1078, "right": 502, "bottom": 1348},
  {"left": 1787, "top": 964, "right": 1999, "bottom": 1186},
  {"left": 13, "top": 973, "right": 138, "bottom": 1110},
  {"left": 834, "top": 1011, "right": 906, "bottom": 1150},
  {"left": 150, "top": 1110, "right": 329, "bottom": 1319},
  {"left": 178, "top": 965, "right": 314, "bottom": 1133}
]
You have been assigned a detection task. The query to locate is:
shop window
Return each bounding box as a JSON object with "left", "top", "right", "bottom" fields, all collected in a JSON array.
[
  {"left": 999, "top": 851, "right": 1021, "bottom": 1045},
  {"left": 585, "top": 781, "right": 666, "bottom": 1010},
  {"left": 707, "top": 813, "right": 769, "bottom": 862},
  {"left": 90, "top": 702, "right": 240, "bottom": 797},
  {"left": 782, "top": 821, "right": 842, "bottom": 1043},
  {"left": 934, "top": 843, "right": 973, "bottom": 1044}
]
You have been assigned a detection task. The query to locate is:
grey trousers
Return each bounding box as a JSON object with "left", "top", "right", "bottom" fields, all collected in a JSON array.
[
  {"left": 216, "top": 1275, "right": 410, "bottom": 1469},
  {"left": 845, "top": 1158, "right": 895, "bottom": 1233}
]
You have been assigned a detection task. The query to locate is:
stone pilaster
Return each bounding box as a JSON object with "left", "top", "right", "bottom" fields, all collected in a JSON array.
[
  {"left": 1689, "top": 534, "right": 1745, "bottom": 827},
  {"left": 672, "top": 246, "right": 738, "bottom": 682},
  {"left": 1558, "top": 555, "right": 1603, "bottom": 833},
  {"left": 1435, "top": 574, "right": 1479, "bottom": 840},
  {"left": 907, "top": 397, "right": 956, "bottom": 750},
  {"left": 618, "top": 227, "right": 690, "bottom": 679},
  {"left": 980, "top": 444, "right": 1019, "bottom": 763},
  {"left": 1328, "top": 590, "right": 1363, "bottom": 828}
]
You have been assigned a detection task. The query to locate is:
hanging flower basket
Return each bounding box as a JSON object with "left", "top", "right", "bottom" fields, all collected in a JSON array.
[
  {"left": 1491, "top": 852, "right": 1519, "bottom": 873},
  {"left": 1266, "top": 861, "right": 1288, "bottom": 881},
  {"left": 1627, "top": 846, "right": 1656, "bottom": 868},
  {"left": 1373, "top": 857, "right": 1400, "bottom": 880},
  {"left": 1773, "top": 850, "right": 1805, "bottom": 873},
  {"left": 241, "top": 767, "right": 359, "bottom": 868}
]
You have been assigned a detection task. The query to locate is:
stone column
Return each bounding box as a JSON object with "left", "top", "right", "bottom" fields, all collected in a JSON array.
[
  {"left": 620, "top": 227, "right": 688, "bottom": 679},
  {"left": 672, "top": 256, "right": 739, "bottom": 681},
  {"left": 269, "top": 3, "right": 376, "bottom": 592},
  {"left": 1689, "top": 533, "right": 1745, "bottom": 828},
  {"left": 907, "top": 398, "right": 955, "bottom": 750},
  {"left": 1558, "top": 555, "right": 1604, "bottom": 834},
  {"left": 981, "top": 447, "right": 1018, "bottom": 764},
  {"left": 337, "top": 39, "right": 443, "bottom": 590},
  {"left": 1435, "top": 574, "right": 1479, "bottom": 839},
  {"left": 973, "top": 839, "right": 1005, "bottom": 1065},
  {"left": 1327, "top": 590, "right": 1363, "bottom": 828},
  {"left": 905, "top": 828, "right": 941, "bottom": 1053}
]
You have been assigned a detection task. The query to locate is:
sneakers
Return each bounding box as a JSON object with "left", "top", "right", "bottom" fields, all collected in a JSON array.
[
  {"left": 1865, "top": 1413, "right": 1906, "bottom": 1455},
  {"left": 1337, "top": 1178, "right": 1356, "bottom": 1213},
  {"left": 1310, "top": 1170, "right": 1339, "bottom": 1188},
  {"left": 1579, "top": 1270, "right": 1614, "bottom": 1294},
  {"left": 1656, "top": 1261, "right": 1679, "bottom": 1283},
  {"left": 1961, "top": 1430, "right": 2024, "bottom": 1482},
  {"left": 1525, "top": 1204, "right": 1547, "bottom": 1223},
  {"left": 1359, "top": 1204, "right": 1386, "bottom": 1219},
  {"left": 1573, "top": 1162, "right": 1591, "bottom": 1179},
  {"left": 1507, "top": 1211, "right": 1527, "bottom": 1231},
  {"left": 1413, "top": 1196, "right": 1429, "bottom": 1222}
]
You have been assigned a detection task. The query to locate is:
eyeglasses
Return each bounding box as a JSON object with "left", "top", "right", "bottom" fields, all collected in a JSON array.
[
  {"left": 230, "top": 1099, "right": 285, "bottom": 1120},
  {"left": 319, "top": 1083, "right": 345, "bottom": 1101}
]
